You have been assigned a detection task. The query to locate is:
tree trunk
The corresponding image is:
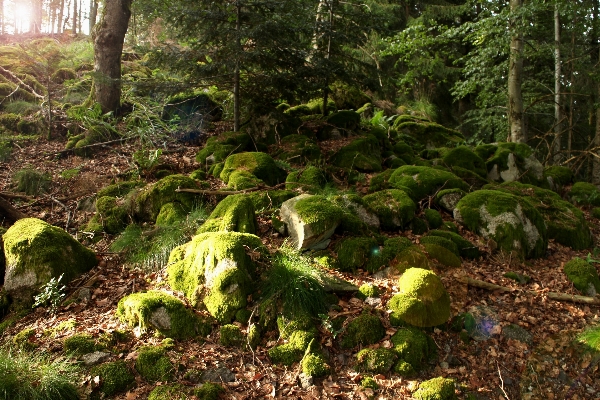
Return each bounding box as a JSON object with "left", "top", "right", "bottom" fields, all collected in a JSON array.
[
  {"left": 553, "top": 3, "right": 562, "bottom": 163},
  {"left": 0, "top": 0, "right": 4, "bottom": 34},
  {"left": 594, "top": 0, "right": 600, "bottom": 184},
  {"left": 233, "top": 0, "right": 240, "bottom": 132},
  {"left": 92, "top": 0, "right": 132, "bottom": 114},
  {"left": 30, "top": 0, "right": 43, "bottom": 33},
  {"left": 58, "top": 0, "right": 64, "bottom": 33},
  {"left": 72, "top": 0, "right": 77, "bottom": 34},
  {"left": 89, "top": 0, "right": 98, "bottom": 34},
  {"left": 508, "top": 0, "right": 525, "bottom": 143}
]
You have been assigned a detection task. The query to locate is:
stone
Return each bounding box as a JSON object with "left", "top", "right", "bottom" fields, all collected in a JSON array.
[
  {"left": 298, "top": 373, "right": 314, "bottom": 389},
  {"left": 197, "top": 194, "right": 257, "bottom": 234},
  {"left": 465, "top": 305, "right": 501, "bottom": 341},
  {"left": 82, "top": 351, "right": 112, "bottom": 366}
]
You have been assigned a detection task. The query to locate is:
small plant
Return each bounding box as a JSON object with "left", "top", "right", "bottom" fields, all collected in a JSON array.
[
  {"left": 0, "top": 139, "right": 11, "bottom": 162},
  {"left": 60, "top": 168, "right": 80, "bottom": 180},
  {"left": 319, "top": 313, "right": 344, "bottom": 339},
  {"left": 133, "top": 148, "right": 163, "bottom": 174},
  {"left": 32, "top": 274, "right": 66, "bottom": 312},
  {"left": 578, "top": 324, "right": 600, "bottom": 352},
  {"left": 13, "top": 168, "right": 51, "bottom": 195}
]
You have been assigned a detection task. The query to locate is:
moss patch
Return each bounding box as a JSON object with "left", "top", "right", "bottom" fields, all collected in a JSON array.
[
  {"left": 195, "top": 382, "right": 224, "bottom": 400},
  {"left": 135, "top": 175, "right": 199, "bottom": 222},
  {"left": 136, "top": 346, "right": 174, "bottom": 382},
  {"left": 356, "top": 283, "right": 379, "bottom": 300},
  {"left": 286, "top": 166, "right": 327, "bottom": 193},
  {"left": 356, "top": 348, "right": 397, "bottom": 373},
  {"left": 220, "top": 324, "right": 246, "bottom": 348},
  {"left": 569, "top": 182, "right": 600, "bottom": 207},
  {"left": 90, "top": 361, "right": 135, "bottom": 397},
  {"left": 340, "top": 313, "right": 385, "bottom": 349},
  {"left": 268, "top": 330, "right": 315, "bottom": 366},
  {"left": 564, "top": 258, "right": 600, "bottom": 296},
  {"left": 441, "top": 146, "right": 486, "bottom": 178},
  {"left": 220, "top": 152, "right": 286, "bottom": 186},
  {"left": 391, "top": 327, "right": 436, "bottom": 375},
  {"left": 389, "top": 166, "right": 469, "bottom": 202},
  {"left": 302, "top": 353, "right": 330, "bottom": 377},
  {"left": 427, "top": 230, "right": 479, "bottom": 259},
  {"left": 363, "top": 189, "right": 416, "bottom": 230},
  {"left": 198, "top": 194, "right": 257, "bottom": 234},
  {"left": 63, "top": 333, "right": 100, "bottom": 355},
  {"left": 336, "top": 237, "right": 379, "bottom": 273},
  {"left": 148, "top": 383, "right": 191, "bottom": 400},
  {"left": 413, "top": 377, "right": 457, "bottom": 400},
  {"left": 330, "top": 134, "right": 382, "bottom": 173}
]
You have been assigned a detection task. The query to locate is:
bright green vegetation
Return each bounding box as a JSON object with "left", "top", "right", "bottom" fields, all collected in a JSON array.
[
  {"left": 135, "top": 346, "right": 174, "bottom": 382},
  {"left": 356, "top": 283, "right": 379, "bottom": 300},
  {"left": 577, "top": 324, "right": 600, "bottom": 352},
  {"left": 302, "top": 353, "right": 330, "bottom": 377},
  {"left": 12, "top": 168, "right": 51, "bottom": 195},
  {"left": 197, "top": 194, "right": 257, "bottom": 234},
  {"left": 356, "top": 348, "right": 397, "bottom": 373},
  {"left": 63, "top": 333, "right": 100, "bottom": 355},
  {"left": 3, "top": 218, "right": 97, "bottom": 303},
  {"left": 569, "top": 182, "right": 600, "bottom": 207},
  {"left": 340, "top": 313, "right": 385, "bottom": 348},
  {"left": 563, "top": 258, "right": 600, "bottom": 296},
  {"left": 388, "top": 268, "right": 450, "bottom": 327},
  {"left": 330, "top": 134, "right": 382, "bottom": 172},
  {"left": 427, "top": 230, "right": 480, "bottom": 259},
  {"left": 134, "top": 174, "right": 199, "bottom": 222},
  {"left": 0, "top": 348, "right": 80, "bottom": 400},
  {"left": 423, "top": 208, "right": 443, "bottom": 229},
  {"left": 441, "top": 146, "right": 487, "bottom": 178},
  {"left": 544, "top": 166, "right": 572, "bottom": 187},
  {"left": 286, "top": 166, "right": 327, "bottom": 193},
  {"left": 220, "top": 152, "right": 286, "bottom": 186},
  {"left": 96, "top": 180, "right": 143, "bottom": 198},
  {"left": 277, "top": 313, "right": 315, "bottom": 339},
  {"left": 90, "top": 361, "right": 135, "bottom": 397},
  {"left": 268, "top": 330, "right": 315, "bottom": 365},
  {"left": 361, "top": 376, "right": 379, "bottom": 390},
  {"left": 391, "top": 327, "right": 436, "bottom": 376},
  {"left": 389, "top": 165, "right": 469, "bottom": 202},
  {"left": 413, "top": 377, "right": 457, "bottom": 400},
  {"left": 116, "top": 290, "right": 211, "bottom": 339},
  {"left": 454, "top": 190, "right": 548, "bottom": 259},
  {"left": 148, "top": 383, "right": 191, "bottom": 400},
  {"left": 363, "top": 189, "right": 416, "bottom": 230},
  {"left": 336, "top": 237, "right": 379, "bottom": 272},
  {"left": 12, "top": 327, "right": 37, "bottom": 350},
  {"left": 88, "top": 195, "right": 129, "bottom": 234},
  {"left": 196, "top": 131, "right": 252, "bottom": 167},
  {"left": 194, "top": 382, "right": 224, "bottom": 400},
  {"left": 220, "top": 324, "right": 246, "bottom": 347},
  {"left": 291, "top": 194, "right": 345, "bottom": 236}
]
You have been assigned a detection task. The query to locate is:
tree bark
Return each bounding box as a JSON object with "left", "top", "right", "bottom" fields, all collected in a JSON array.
[
  {"left": 233, "top": 0, "right": 240, "bottom": 132},
  {"left": 0, "top": 0, "right": 4, "bottom": 34},
  {"left": 58, "top": 0, "right": 65, "bottom": 33},
  {"left": 92, "top": 0, "right": 132, "bottom": 114},
  {"left": 553, "top": 2, "right": 562, "bottom": 163},
  {"left": 594, "top": 0, "right": 600, "bottom": 184},
  {"left": 72, "top": 0, "right": 77, "bottom": 34},
  {"left": 508, "top": 0, "right": 525, "bottom": 143},
  {"left": 89, "top": 0, "right": 98, "bottom": 34}
]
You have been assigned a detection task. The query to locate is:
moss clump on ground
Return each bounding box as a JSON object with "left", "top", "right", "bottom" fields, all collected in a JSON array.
[
  {"left": 155, "top": 202, "right": 188, "bottom": 226},
  {"left": 544, "top": 166, "right": 572, "bottom": 187},
  {"left": 427, "top": 230, "right": 480, "bottom": 259},
  {"left": 197, "top": 194, "right": 257, "bottom": 234},
  {"left": 391, "top": 327, "right": 436, "bottom": 375},
  {"left": 453, "top": 190, "right": 547, "bottom": 259},
  {"left": 423, "top": 209, "right": 443, "bottom": 229},
  {"left": 90, "top": 361, "right": 135, "bottom": 397},
  {"left": 413, "top": 377, "right": 457, "bottom": 400},
  {"left": 272, "top": 134, "right": 321, "bottom": 165},
  {"left": 393, "top": 118, "right": 464, "bottom": 149},
  {"left": 336, "top": 237, "right": 379, "bottom": 272},
  {"left": 340, "top": 313, "right": 385, "bottom": 348},
  {"left": 246, "top": 190, "right": 295, "bottom": 211},
  {"left": 302, "top": 353, "right": 330, "bottom": 377},
  {"left": 63, "top": 333, "right": 99, "bottom": 355},
  {"left": 363, "top": 189, "right": 416, "bottom": 230},
  {"left": 422, "top": 243, "right": 462, "bottom": 268},
  {"left": 420, "top": 236, "right": 459, "bottom": 257},
  {"left": 116, "top": 290, "right": 211, "bottom": 339},
  {"left": 569, "top": 182, "right": 600, "bottom": 207},
  {"left": 268, "top": 330, "right": 315, "bottom": 365},
  {"left": 167, "top": 231, "right": 267, "bottom": 323},
  {"left": 194, "top": 382, "right": 224, "bottom": 400},
  {"left": 563, "top": 258, "right": 600, "bottom": 296},
  {"left": 3, "top": 218, "right": 97, "bottom": 304},
  {"left": 441, "top": 146, "right": 487, "bottom": 178},
  {"left": 12, "top": 327, "right": 36, "bottom": 350},
  {"left": 356, "top": 348, "right": 398, "bottom": 373},
  {"left": 286, "top": 166, "right": 327, "bottom": 193},
  {"left": 389, "top": 165, "right": 469, "bottom": 202},
  {"left": 196, "top": 131, "right": 253, "bottom": 167},
  {"left": 220, "top": 324, "right": 246, "bottom": 347},
  {"left": 134, "top": 174, "right": 199, "bottom": 222},
  {"left": 388, "top": 268, "right": 450, "bottom": 328},
  {"left": 277, "top": 313, "right": 315, "bottom": 339},
  {"left": 97, "top": 180, "right": 143, "bottom": 198},
  {"left": 361, "top": 376, "right": 379, "bottom": 390},
  {"left": 148, "top": 383, "right": 191, "bottom": 400},
  {"left": 330, "top": 134, "right": 382, "bottom": 173},
  {"left": 92, "top": 195, "right": 129, "bottom": 234},
  {"left": 135, "top": 346, "right": 174, "bottom": 382},
  {"left": 356, "top": 283, "right": 379, "bottom": 300},
  {"left": 220, "top": 152, "right": 286, "bottom": 186},
  {"left": 226, "top": 170, "right": 265, "bottom": 190},
  {"left": 369, "top": 169, "right": 394, "bottom": 192},
  {"left": 389, "top": 246, "right": 433, "bottom": 274}
]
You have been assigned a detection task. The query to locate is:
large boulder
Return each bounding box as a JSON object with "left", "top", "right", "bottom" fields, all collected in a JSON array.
[
  {"left": 3, "top": 218, "right": 97, "bottom": 304},
  {"left": 389, "top": 165, "right": 469, "bottom": 202},
  {"left": 134, "top": 174, "right": 199, "bottom": 222},
  {"left": 280, "top": 194, "right": 344, "bottom": 250},
  {"left": 476, "top": 142, "right": 544, "bottom": 185},
  {"left": 167, "top": 231, "right": 268, "bottom": 323},
  {"left": 329, "top": 134, "right": 382, "bottom": 173},
  {"left": 453, "top": 190, "right": 548, "bottom": 259},
  {"left": 197, "top": 194, "right": 257, "bottom": 234},
  {"left": 220, "top": 152, "right": 286, "bottom": 187},
  {"left": 362, "top": 189, "right": 416, "bottom": 230}
]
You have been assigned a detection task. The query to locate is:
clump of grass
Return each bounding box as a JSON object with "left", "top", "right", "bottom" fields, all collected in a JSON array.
[
  {"left": 0, "top": 347, "right": 80, "bottom": 400},
  {"left": 261, "top": 244, "right": 328, "bottom": 318},
  {"left": 13, "top": 168, "right": 51, "bottom": 195},
  {"left": 0, "top": 139, "right": 12, "bottom": 162},
  {"left": 578, "top": 324, "right": 600, "bottom": 352}
]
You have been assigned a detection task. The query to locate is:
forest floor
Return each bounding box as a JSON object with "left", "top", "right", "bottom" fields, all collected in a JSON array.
[{"left": 1, "top": 133, "right": 600, "bottom": 400}]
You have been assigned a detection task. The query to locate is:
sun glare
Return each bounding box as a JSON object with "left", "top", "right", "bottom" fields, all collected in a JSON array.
[{"left": 13, "top": 4, "right": 31, "bottom": 33}]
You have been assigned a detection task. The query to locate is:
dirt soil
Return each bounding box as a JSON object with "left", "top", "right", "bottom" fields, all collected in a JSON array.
[{"left": 1, "top": 134, "right": 600, "bottom": 400}]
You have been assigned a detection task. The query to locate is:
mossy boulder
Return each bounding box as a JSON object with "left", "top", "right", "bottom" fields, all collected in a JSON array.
[
  {"left": 90, "top": 195, "right": 129, "bottom": 234},
  {"left": 491, "top": 181, "right": 592, "bottom": 250},
  {"left": 336, "top": 237, "right": 380, "bottom": 273},
  {"left": 195, "top": 382, "right": 225, "bottom": 400},
  {"left": 136, "top": 346, "right": 174, "bottom": 382},
  {"left": 116, "top": 290, "right": 211, "bottom": 339},
  {"left": 544, "top": 166, "right": 572, "bottom": 190},
  {"left": 279, "top": 194, "right": 345, "bottom": 250},
  {"left": 3, "top": 218, "right": 97, "bottom": 304},
  {"left": 246, "top": 190, "right": 295, "bottom": 211},
  {"left": 286, "top": 166, "right": 327, "bottom": 193},
  {"left": 167, "top": 231, "right": 268, "bottom": 323},
  {"left": 391, "top": 327, "right": 437, "bottom": 376},
  {"left": 340, "top": 313, "right": 385, "bottom": 348},
  {"left": 420, "top": 236, "right": 459, "bottom": 257},
  {"left": 413, "top": 377, "right": 457, "bottom": 400},
  {"left": 423, "top": 208, "right": 443, "bottom": 229},
  {"left": 479, "top": 142, "right": 544, "bottom": 185},
  {"left": 226, "top": 170, "right": 265, "bottom": 190},
  {"left": 302, "top": 353, "right": 330, "bottom": 377},
  {"left": 97, "top": 180, "right": 143, "bottom": 198},
  {"left": 563, "top": 258, "right": 600, "bottom": 296},
  {"left": 330, "top": 193, "right": 380, "bottom": 231},
  {"left": 66, "top": 124, "right": 120, "bottom": 156},
  {"left": 356, "top": 348, "right": 398, "bottom": 373},
  {"left": 363, "top": 189, "right": 416, "bottom": 230},
  {"left": 441, "top": 146, "right": 487, "bottom": 178},
  {"left": 388, "top": 268, "right": 450, "bottom": 328},
  {"left": 427, "top": 230, "right": 480, "bottom": 259},
  {"left": 272, "top": 134, "right": 321, "bottom": 166},
  {"left": 220, "top": 324, "right": 246, "bottom": 347},
  {"left": 63, "top": 333, "right": 99, "bottom": 355},
  {"left": 197, "top": 194, "right": 257, "bottom": 234},
  {"left": 220, "top": 152, "right": 286, "bottom": 187},
  {"left": 196, "top": 131, "right": 253, "bottom": 167},
  {"left": 330, "top": 134, "right": 383, "bottom": 173},
  {"left": 356, "top": 283, "right": 379, "bottom": 300},
  {"left": 453, "top": 190, "right": 548, "bottom": 259},
  {"left": 389, "top": 166, "right": 469, "bottom": 202},
  {"left": 134, "top": 174, "right": 199, "bottom": 222},
  {"left": 420, "top": 237, "right": 462, "bottom": 269},
  {"left": 389, "top": 246, "right": 433, "bottom": 275},
  {"left": 369, "top": 169, "right": 394, "bottom": 192},
  {"left": 569, "top": 182, "right": 600, "bottom": 207},
  {"left": 156, "top": 202, "right": 188, "bottom": 226},
  {"left": 51, "top": 67, "right": 77, "bottom": 84},
  {"left": 268, "top": 330, "right": 316, "bottom": 366},
  {"left": 90, "top": 361, "right": 135, "bottom": 397},
  {"left": 393, "top": 117, "right": 464, "bottom": 149},
  {"left": 326, "top": 110, "right": 361, "bottom": 130}
]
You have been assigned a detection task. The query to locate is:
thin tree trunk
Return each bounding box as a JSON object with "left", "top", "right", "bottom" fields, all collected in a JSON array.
[
  {"left": 93, "top": 0, "right": 132, "bottom": 113},
  {"left": 508, "top": 0, "right": 525, "bottom": 143},
  {"left": 30, "top": 0, "right": 42, "bottom": 33},
  {"left": 568, "top": 30, "right": 575, "bottom": 159},
  {"left": 89, "top": 0, "right": 98, "bottom": 33},
  {"left": 72, "top": 0, "right": 77, "bottom": 34},
  {"left": 553, "top": 3, "right": 562, "bottom": 163},
  {"left": 233, "top": 0, "right": 241, "bottom": 132},
  {"left": 58, "top": 0, "right": 64, "bottom": 33},
  {"left": 0, "top": 0, "right": 4, "bottom": 34},
  {"left": 78, "top": 0, "right": 81, "bottom": 33},
  {"left": 322, "top": 1, "right": 334, "bottom": 117},
  {"left": 594, "top": 0, "right": 600, "bottom": 184}
]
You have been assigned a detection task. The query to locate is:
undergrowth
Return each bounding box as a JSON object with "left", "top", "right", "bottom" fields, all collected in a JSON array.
[
  {"left": 13, "top": 168, "right": 51, "bottom": 195},
  {"left": 578, "top": 324, "right": 600, "bottom": 352}
]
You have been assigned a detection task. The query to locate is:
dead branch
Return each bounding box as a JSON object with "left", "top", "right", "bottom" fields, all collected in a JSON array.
[
  {"left": 54, "top": 136, "right": 135, "bottom": 157},
  {"left": 0, "top": 193, "right": 27, "bottom": 223},
  {"left": 175, "top": 181, "right": 312, "bottom": 196},
  {"left": 0, "top": 65, "right": 45, "bottom": 99},
  {"left": 457, "top": 275, "right": 600, "bottom": 305}
]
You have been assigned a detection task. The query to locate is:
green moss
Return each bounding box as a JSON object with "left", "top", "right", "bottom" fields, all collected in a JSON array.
[
  {"left": 277, "top": 313, "right": 315, "bottom": 339},
  {"left": 388, "top": 268, "right": 450, "bottom": 327},
  {"left": 3, "top": 218, "right": 97, "bottom": 304},
  {"left": 272, "top": 134, "right": 321, "bottom": 165},
  {"left": 268, "top": 330, "right": 315, "bottom": 366},
  {"left": 389, "top": 246, "right": 433, "bottom": 274},
  {"left": 361, "top": 376, "right": 379, "bottom": 390},
  {"left": 302, "top": 353, "right": 330, "bottom": 377},
  {"left": 423, "top": 243, "right": 461, "bottom": 268},
  {"left": 503, "top": 271, "right": 531, "bottom": 284},
  {"left": 248, "top": 324, "right": 261, "bottom": 349},
  {"left": 198, "top": 194, "right": 257, "bottom": 234},
  {"left": 136, "top": 346, "right": 174, "bottom": 382},
  {"left": 391, "top": 327, "right": 436, "bottom": 374},
  {"left": 63, "top": 333, "right": 99, "bottom": 355},
  {"left": 393, "top": 119, "right": 464, "bottom": 149},
  {"left": 441, "top": 146, "right": 487, "bottom": 178},
  {"left": 12, "top": 327, "right": 36, "bottom": 349},
  {"left": 570, "top": 182, "right": 600, "bottom": 207},
  {"left": 97, "top": 181, "right": 143, "bottom": 198},
  {"left": 420, "top": 236, "right": 459, "bottom": 257},
  {"left": 411, "top": 217, "right": 429, "bottom": 235},
  {"left": 423, "top": 209, "right": 443, "bottom": 229},
  {"left": 135, "top": 175, "right": 199, "bottom": 221},
  {"left": 13, "top": 168, "right": 51, "bottom": 195},
  {"left": 336, "top": 237, "right": 379, "bottom": 273},
  {"left": 196, "top": 131, "right": 252, "bottom": 167},
  {"left": 116, "top": 290, "right": 211, "bottom": 339},
  {"left": 564, "top": 258, "right": 600, "bottom": 296},
  {"left": 434, "top": 189, "right": 466, "bottom": 213},
  {"left": 382, "top": 237, "right": 414, "bottom": 261},
  {"left": 330, "top": 135, "right": 383, "bottom": 173},
  {"left": 453, "top": 190, "right": 547, "bottom": 259},
  {"left": 194, "top": 382, "right": 224, "bottom": 400},
  {"left": 593, "top": 208, "right": 600, "bottom": 219},
  {"left": 148, "top": 383, "right": 191, "bottom": 400},
  {"left": 286, "top": 166, "right": 327, "bottom": 193},
  {"left": 427, "top": 230, "right": 479, "bottom": 259},
  {"left": 389, "top": 166, "right": 469, "bottom": 202},
  {"left": 357, "top": 283, "right": 379, "bottom": 300},
  {"left": 356, "top": 348, "right": 397, "bottom": 373},
  {"left": 340, "top": 313, "right": 385, "bottom": 349},
  {"left": 226, "top": 170, "right": 264, "bottom": 190},
  {"left": 363, "top": 189, "right": 416, "bottom": 230},
  {"left": 413, "top": 377, "right": 457, "bottom": 400},
  {"left": 90, "top": 361, "right": 135, "bottom": 397},
  {"left": 167, "top": 232, "right": 267, "bottom": 323},
  {"left": 0, "top": 113, "right": 20, "bottom": 130},
  {"left": 246, "top": 190, "right": 295, "bottom": 211},
  {"left": 544, "top": 166, "right": 572, "bottom": 187},
  {"left": 369, "top": 169, "right": 394, "bottom": 192},
  {"left": 291, "top": 194, "right": 345, "bottom": 235},
  {"left": 220, "top": 152, "right": 286, "bottom": 186},
  {"left": 94, "top": 195, "right": 129, "bottom": 234},
  {"left": 220, "top": 324, "right": 245, "bottom": 347},
  {"left": 156, "top": 202, "right": 188, "bottom": 226}
]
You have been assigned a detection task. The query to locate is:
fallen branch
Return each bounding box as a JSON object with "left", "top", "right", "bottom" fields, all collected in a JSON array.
[
  {"left": 457, "top": 275, "right": 600, "bottom": 305},
  {"left": 0, "top": 65, "right": 45, "bottom": 99},
  {"left": 54, "top": 136, "right": 136, "bottom": 157},
  {"left": 175, "top": 181, "right": 312, "bottom": 196},
  {"left": 0, "top": 193, "right": 26, "bottom": 223}
]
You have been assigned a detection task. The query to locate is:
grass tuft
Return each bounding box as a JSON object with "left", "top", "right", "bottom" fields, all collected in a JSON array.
[{"left": 578, "top": 324, "right": 600, "bottom": 352}]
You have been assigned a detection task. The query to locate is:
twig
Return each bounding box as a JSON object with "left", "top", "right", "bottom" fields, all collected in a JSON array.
[
  {"left": 46, "top": 195, "right": 71, "bottom": 230},
  {"left": 0, "top": 65, "right": 45, "bottom": 99},
  {"left": 497, "top": 361, "right": 510, "bottom": 400},
  {"left": 175, "top": 181, "right": 314, "bottom": 196}
]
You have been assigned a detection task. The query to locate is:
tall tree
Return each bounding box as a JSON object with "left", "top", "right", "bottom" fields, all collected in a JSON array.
[
  {"left": 553, "top": 0, "right": 562, "bottom": 162},
  {"left": 89, "top": 0, "right": 98, "bottom": 34},
  {"left": 508, "top": 0, "right": 525, "bottom": 143},
  {"left": 92, "top": 0, "right": 132, "bottom": 113},
  {"left": 72, "top": 0, "right": 77, "bottom": 34}
]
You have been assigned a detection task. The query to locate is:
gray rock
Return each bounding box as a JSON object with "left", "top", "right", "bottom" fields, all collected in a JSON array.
[
  {"left": 298, "top": 373, "right": 314, "bottom": 389},
  {"left": 201, "top": 367, "right": 236, "bottom": 383},
  {"left": 502, "top": 323, "right": 533, "bottom": 346},
  {"left": 77, "top": 287, "right": 92, "bottom": 302},
  {"left": 466, "top": 305, "right": 501, "bottom": 341},
  {"left": 81, "top": 351, "right": 112, "bottom": 366},
  {"left": 149, "top": 306, "right": 172, "bottom": 330}
]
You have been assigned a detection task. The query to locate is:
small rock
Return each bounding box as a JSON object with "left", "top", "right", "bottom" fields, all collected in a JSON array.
[
  {"left": 364, "top": 297, "right": 381, "bottom": 307},
  {"left": 82, "top": 351, "right": 112, "bottom": 366},
  {"left": 558, "top": 369, "right": 569, "bottom": 384},
  {"left": 440, "top": 361, "right": 449, "bottom": 369},
  {"left": 502, "top": 323, "right": 533, "bottom": 346},
  {"left": 298, "top": 373, "right": 313, "bottom": 389},
  {"left": 201, "top": 367, "right": 236, "bottom": 383},
  {"left": 77, "top": 287, "right": 91, "bottom": 302}
]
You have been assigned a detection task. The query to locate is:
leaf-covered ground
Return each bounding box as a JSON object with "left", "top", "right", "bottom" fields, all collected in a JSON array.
[{"left": 1, "top": 135, "right": 600, "bottom": 400}]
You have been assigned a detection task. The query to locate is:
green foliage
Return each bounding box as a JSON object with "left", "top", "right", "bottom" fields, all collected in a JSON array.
[
  {"left": 0, "top": 139, "right": 11, "bottom": 162},
  {"left": 13, "top": 168, "right": 51, "bottom": 195},
  {"left": 135, "top": 346, "right": 174, "bottom": 382},
  {"left": 90, "top": 361, "right": 135, "bottom": 397},
  {"left": 133, "top": 148, "right": 163, "bottom": 173},
  {"left": 194, "top": 382, "right": 224, "bottom": 400},
  {"left": 302, "top": 353, "right": 330, "bottom": 378},
  {"left": 340, "top": 313, "right": 385, "bottom": 349},
  {"left": 32, "top": 274, "right": 66, "bottom": 312},
  {"left": 578, "top": 324, "right": 600, "bottom": 352},
  {"left": 63, "top": 333, "right": 99, "bottom": 356}
]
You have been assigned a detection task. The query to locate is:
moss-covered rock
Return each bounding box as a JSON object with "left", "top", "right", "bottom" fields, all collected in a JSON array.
[
  {"left": 3, "top": 218, "right": 97, "bottom": 304},
  {"left": 220, "top": 324, "right": 246, "bottom": 347},
  {"left": 413, "top": 377, "right": 457, "bottom": 400},
  {"left": 302, "top": 353, "right": 330, "bottom": 377},
  {"left": 423, "top": 209, "right": 443, "bottom": 229},
  {"left": 195, "top": 382, "right": 225, "bottom": 400},
  {"left": 420, "top": 236, "right": 459, "bottom": 257},
  {"left": 135, "top": 175, "right": 199, "bottom": 222},
  {"left": 272, "top": 134, "right": 321, "bottom": 165},
  {"left": 434, "top": 188, "right": 467, "bottom": 213},
  {"left": 391, "top": 327, "right": 436, "bottom": 376},
  {"left": 544, "top": 166, "right": 572, "bottom": 189},
  {"left": 389, "top": 246, "right": 433, "bottom": 275},
  {"left": 393, "top": 117, "right": 464, "bottom": 149},
  {"left": 427, "top": 230, "right": 479, "bottom": 259},
  {"left": 569, "top": 182, "right": 600, "bottom": 207},
  {"left": 277, "top": 313, "right": 315, "bottom": 339},
  {"left": 441, "top": 146, "right": 487, "bottom": 178},
  {"left": 286, "top": 166, "right": 327, "bottom": 193},
  {"left": 136, "top": 346, "right": 174, "bottom": 382},
  {"left": 268, "top": 330, "right": 315, "bottom": 365},
  {"left": 90, "top": 195, "right": 129, "bottom": 234},
  {"left": 340, "top": 313, "right": 385, "bottom": 348},
  {"left": 361, "top": 376, "right": 379, "bottom": 390},
  {"left": 90, "top": 361, "right": 135, "bottom": 397},
  {"left": 329, "top": 193, "right": 380, "bottom": 232},
  {"left": 167, "top": 231, "right": 268, "bottom": 323},
  {"left": 330, "top": 134, "right": 383, "bottom": 173},
  {"left": 63, "top": 333, "right": 99, "bottom": 355},
  {"left": 453, "top": 190, "right": 548, "bottom": 259},
  {"left": 363, "top": 189, "right": 416, "bottom": 230},
  {"left": 156, "top": 202, "right": 188, "bottom": 226},
  {"left": 198, "top": 194, "right": 257, "bottom": 234},
  {"left": 336, "top": 237, "right": 379, "bottom": 273},
  {"left": 356, "top": 283, "right": 379, "bottom": 300},
  {"left": 356, "top": 348, "right": 398, "bottom": 373},
  {"left": 389, "top": 166, "right": 469, "bottom": 202},
  {"left": 116, "top": 290, "right": 211, "bottom": 339},
  {"left": 369, "top": 169, "right": 394, "bottom": 192},
  {"left": 326, "top": 110, "right": 361, "bottom": 130},
  {"left": 220, "top": 152, "right": 286, "bottom": 187},
  {"left": 66, "top": 124, "right": 120, "bottom": 156},
  {"left": 246, "top": 190, "right": 295, "bottom": 211},
  {"left": 564, "top": 258, "right": 600, "bottom": 296},
  {"left": 388, "top": 268, "right": 450, "bottom": 328},
  {"left": 479, "top": 142, "right": 544, "bottom": 186},
  {"left": 196, "top": 131, "right": 253, "bottom": 168}
]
